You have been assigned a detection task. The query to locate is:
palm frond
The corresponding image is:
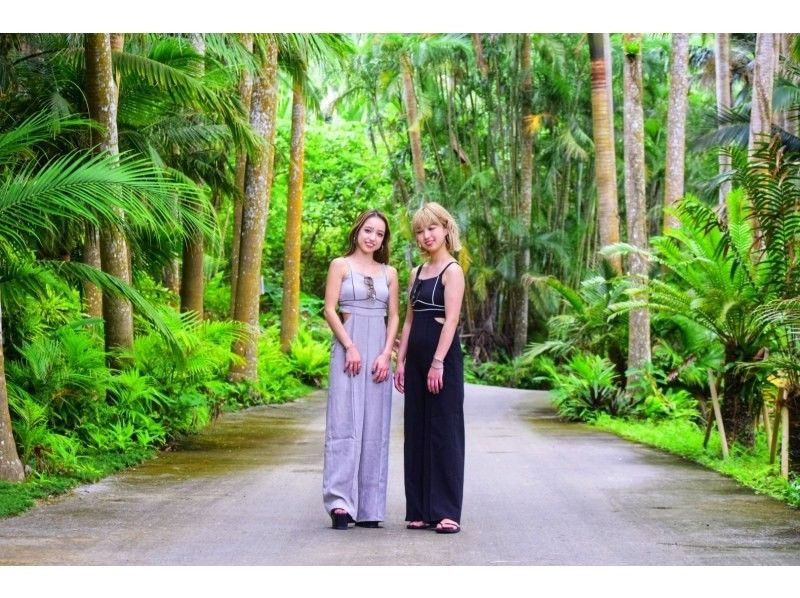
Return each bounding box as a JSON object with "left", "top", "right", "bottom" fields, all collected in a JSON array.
[
  {"left": 51, "top": 260, "right": 180, "bottom": 357},
  {"left": 0, "top": 151, "right": 205, "bottom": 249}
]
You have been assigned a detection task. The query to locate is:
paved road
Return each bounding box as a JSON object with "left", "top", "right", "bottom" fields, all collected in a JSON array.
[{"left": 0, "top": 385, "right": 798, "bottom": 565}]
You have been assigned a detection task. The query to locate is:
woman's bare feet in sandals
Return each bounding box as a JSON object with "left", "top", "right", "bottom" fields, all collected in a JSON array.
[
  {"left": 406, "top": 520, "right": 433, "bottom": 530},
  {"left": 435, "top": 519, "right": 460, "bottom": 534}
]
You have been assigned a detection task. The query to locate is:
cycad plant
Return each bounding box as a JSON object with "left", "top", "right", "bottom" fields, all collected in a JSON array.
[
  {"left": 543, "top": 352, "right": 635, "bottom": 421},
  {"left": 731, "top": 140, "right": 800, "bottom": 470},
  {"left": 611, "top": 188, "right": 772, "bottom": 446}
]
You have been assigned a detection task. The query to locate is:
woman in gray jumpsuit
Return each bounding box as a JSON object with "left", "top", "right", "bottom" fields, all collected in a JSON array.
[{"left": 322, "top": 210, "right": 399, "bottom": 529}]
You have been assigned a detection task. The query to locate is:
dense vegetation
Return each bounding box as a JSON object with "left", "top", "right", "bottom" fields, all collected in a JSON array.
[{"left": 1, "top": 33, "right": 800, "bottom": 514}]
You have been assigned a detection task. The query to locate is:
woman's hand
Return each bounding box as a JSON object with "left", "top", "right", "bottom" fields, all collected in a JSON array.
[
  {"left": 427, "top": 364, "right": 444, "bottom": 394},
  {"left": 344, "top": 344, "right": 361, "bottom": 376},
  {"left": 372, "top": 352, "right": 391, "bottom": 383},
  {"left": 393, "top": 362, "right": 405, "bottom": 393}
]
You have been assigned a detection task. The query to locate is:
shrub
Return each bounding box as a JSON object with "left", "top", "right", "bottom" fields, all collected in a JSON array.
[{"left": 545, "top": 352, "right": 636, "bottom": 421}]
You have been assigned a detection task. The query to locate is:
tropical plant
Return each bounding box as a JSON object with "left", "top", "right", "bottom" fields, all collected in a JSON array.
[
  {"left": 543, "top": 352, "right": 637, "bottom": 421},
  {"left": 526, "top": 265, "right": 629, "bottom": 381},
  {"left": 0, "top": 110, "right": 200, "bottom": 480},
  {"left": 609, "top": 188, "right": 773, "bottom": 446}
]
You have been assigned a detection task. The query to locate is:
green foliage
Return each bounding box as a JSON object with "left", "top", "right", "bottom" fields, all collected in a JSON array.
[
  {"left": 527, "top": 269, "right": 629, "bottom": 378},
  {"left": 786, "top": 477, "right": 800, "bottom": 508},
  {"left": 545, "top": 353, "right": 637, "bottom": 421},
  {"left": 6, "top": 391, "right": 88, "bottom": 475},
  {"left": 263, "top": 122, "right": 394, "bottom": 298},
  {"left": 287, "top": 326, "right": 331, "bottom": 387},
  {"left": 649, "top": 312, "right": 723, "bottom": 398},
  {"left": 202, "top": 270, "right": 231, "bottom": 320},
  {"left": 624, "top": 363, "right": 700, "bottom": 422},
  {"left": 124, "top": 310, "right": 247, "bottom": 435},
  {"left": 464, "top": 353, "right": 553, "bottom": 390},
  {"left": 0, "top": 476, "right": 74, "bottom": 518},
  {"left": 6, "top": 324, "right": 110, "bottom": 429},
  {"left": 623, "top": 38, "right": 641, "bottom": 56},
  {"left": 253, "top": 325, "right": 310, "bottom": 404}
]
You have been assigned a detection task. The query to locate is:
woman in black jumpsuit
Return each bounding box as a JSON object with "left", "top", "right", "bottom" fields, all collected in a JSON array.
[{"left": 394, "top": 202, "right": 465, "bottom": 534}]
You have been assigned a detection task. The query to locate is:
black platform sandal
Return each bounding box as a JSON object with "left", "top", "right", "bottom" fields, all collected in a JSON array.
[
  {"left": 354, "top": 521, "right": 381, "bottom": 528},
  {"left": 330, "top": 509, "right": 350, "bottom": 530}
]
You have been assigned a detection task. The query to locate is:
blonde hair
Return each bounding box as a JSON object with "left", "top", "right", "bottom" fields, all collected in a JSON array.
[{"left": 411, "top": 202, "right": 462, "bottom": 254}]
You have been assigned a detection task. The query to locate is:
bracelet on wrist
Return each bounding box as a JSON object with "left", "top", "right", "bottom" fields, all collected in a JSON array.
[
  {"left": 430, "top": 364, "right": 444, "bottom": 370},
  {"left": 432, "top": 357, "right": 444, "bottom": 365}
]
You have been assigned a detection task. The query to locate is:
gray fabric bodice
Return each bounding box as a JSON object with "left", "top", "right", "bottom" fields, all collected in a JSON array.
[{"left": 338, "top": 261, "right": 389, "bottom": 317}]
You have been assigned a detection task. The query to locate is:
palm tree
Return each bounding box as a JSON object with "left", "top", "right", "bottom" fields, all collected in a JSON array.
[
  {"left": 85, "top": 33, "right": 133, "bottom": 365},
  {"left": 230, "top": 35, "right": 279, "bottom": 383},
  {"left": 179, "top": 33, "right": 207, "bottom": 319},
  {"left": 280, "top": 74, "right": 307, "bottom": 353},
  {"left": 715, "top": 33, "right": 733, "bottom": 208},
  {"left": 663, "top": 33, "right": 689, "bottom": 232},
  {"left": 512, "top": 33, "right": 534, "bottom": 356},
  {"left": 622, "top": 33, "right": 651, "bottom": 382},
  {"left": 230, "top": 33, "right": 255, "bottom": 318},
  {"left": 749, "top": 34, "right": 776, "bottom": 158},
  {"left": 400, "top": 49, "right": 426, "bottom": 200},
  {"left": 588, "top": 33, "right": 621, "bottom": 274},
  {"left": 280, "top": 34, "right": 354, "bottom": 352},
  {"left": 0, "top": 112, "right": 197, "bottom": 480},
  {"left": 734, "top": 141, "right": 800, "bottom": 467}
]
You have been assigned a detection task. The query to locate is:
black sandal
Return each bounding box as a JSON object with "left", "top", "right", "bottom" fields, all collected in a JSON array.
[
  {"left": 330, "top": 509, "right": 350, "bottom": 530},
  {"left": 406, "top": 521, "right": 434, "bottom": 530},
  {"left": 354, "top": 521, "right": 381, "bottom": 528},
  {"left": 435, "top": 519, "right": 460, "bottom": 534}
]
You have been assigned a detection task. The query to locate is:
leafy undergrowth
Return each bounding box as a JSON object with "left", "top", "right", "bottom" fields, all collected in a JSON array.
[{"left": 592, "top": 414, "right": 798, "bottom": 508}]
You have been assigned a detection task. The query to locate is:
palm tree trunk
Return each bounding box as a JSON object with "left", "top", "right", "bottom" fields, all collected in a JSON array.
[
  {"left": 512, "top": 33, "right": 533, "bottom": 356},
  {"left": 715, "top": 33, "right": 733, "bottom": 208},
  {"left": 472, "top": 33, "right": 488, "bottom": 79},
  {"left": 0, "top": 293, "right": 24, "bottom": 481},
  {"left": 588, "top": 33, "right": 621, "bottom": 273},
  {"left": 786, "top": 386, "right": 800, "bottom": 475},
  {"left": 663, "top": 33, "right": 689, "bottom": 232},
  {"left": 780, "top": 34, "right": 798, "bottom": 138},
  {"left": 749, "top": 33, "right": 776, "bottom": 158},
  {"left": 623, "top": 33, "right": 651, "bottom": 381},
  {"left": 230, "top": 33, "right": 254, "bottom": 318},
  {"left": 721, "top": 347, "right": 757, "bottom": 447},
  {"left": 603, "top": 33, "right": 616, "bottom": 143},
  {"left": 85, "top": 33, "right": 133, "bottom": 364},
  {"left": 83, "top": 223, "right": 102, "bottom": 317},
  {"left": 180, "top": 33, "right": 206, "bottom": 319},
  {"left": 280, "top": 75, "right": 306, "bottom": 353},
  {"left": 230, "top": 36, "right": 279, "bottom": 382},
  {"left": 400, "top": 51, "right": 426, "bottom": 201},
  {"left": 82, "top": 34, "right": 124, "bottom": 320}
]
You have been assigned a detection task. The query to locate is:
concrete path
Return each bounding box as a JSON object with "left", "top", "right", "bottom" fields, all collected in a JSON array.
[{"left": 0, "top": 385, "right": 798, "bottom": 565}]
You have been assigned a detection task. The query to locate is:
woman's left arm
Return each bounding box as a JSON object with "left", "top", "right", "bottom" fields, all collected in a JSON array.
[
  {"left": 427, "top": 264, "right": 465, "bottom": 394},
  {"left": 372, "top": 266, "right": 400, "bottom": 382}
]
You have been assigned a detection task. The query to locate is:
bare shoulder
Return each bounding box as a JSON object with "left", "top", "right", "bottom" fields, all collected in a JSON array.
[
  {"left": 444, "top": 261, "right": 464, "bottom": 281},
  {"left": 329, "top": 256, "right": 348, "bottom": 272}
]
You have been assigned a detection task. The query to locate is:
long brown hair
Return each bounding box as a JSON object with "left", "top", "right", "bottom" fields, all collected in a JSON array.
[{"left": 344, "top": 209, "right": 391, "bottom": 264}]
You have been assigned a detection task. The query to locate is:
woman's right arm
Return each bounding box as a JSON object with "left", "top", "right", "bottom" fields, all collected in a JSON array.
[{"left": 323, "top": 258, "right": 361, "bottom": 376}]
